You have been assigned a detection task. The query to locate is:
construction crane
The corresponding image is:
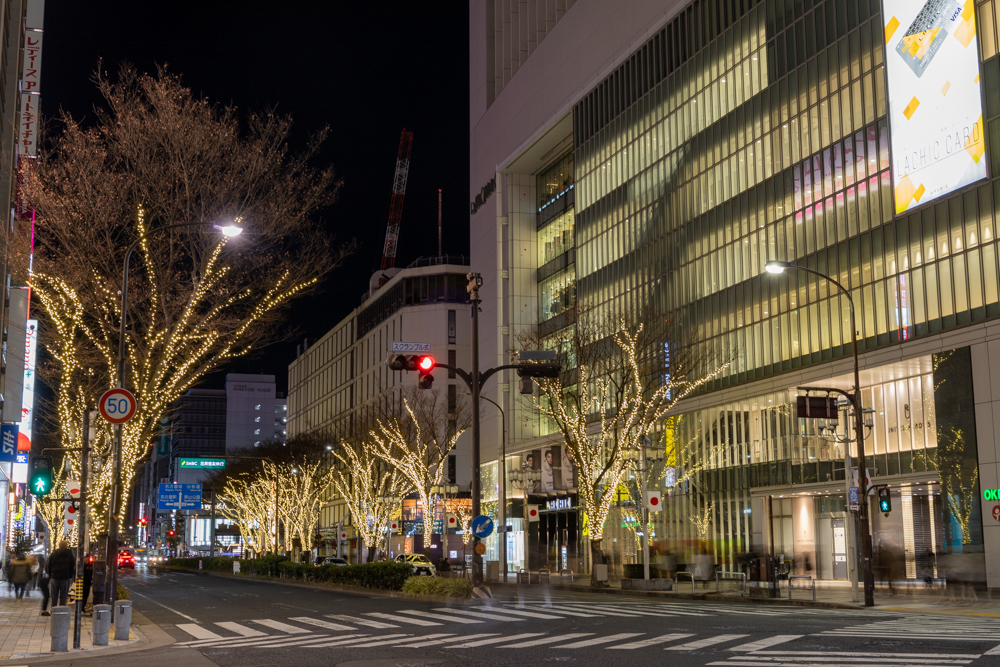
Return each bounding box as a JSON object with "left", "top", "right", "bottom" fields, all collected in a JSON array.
[{"left": 380, "top": 129, "right": 414, "bottom": 272}]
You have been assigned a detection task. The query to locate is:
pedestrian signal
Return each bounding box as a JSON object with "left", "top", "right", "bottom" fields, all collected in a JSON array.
[
  {"left": 878, "top": 487, "right": 892, "bottom": 515},
  {"left": 29, "top": 456, "right": 53, "bottom": 495}
]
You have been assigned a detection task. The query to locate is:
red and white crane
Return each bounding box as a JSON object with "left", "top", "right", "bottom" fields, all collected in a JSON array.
[{"left": 380, "top": 129, "right": 414, "bottom": 272}]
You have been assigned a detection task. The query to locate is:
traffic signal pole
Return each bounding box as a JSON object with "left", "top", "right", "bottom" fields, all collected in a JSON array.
[
  {"left": 74, "top": 409, "right": 92, "bottom": 649},
  {"left": 469, "top": 276, "right": 483, "bottom": 587}
]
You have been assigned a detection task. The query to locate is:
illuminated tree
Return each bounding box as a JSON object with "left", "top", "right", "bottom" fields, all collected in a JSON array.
[
  {"left": 445, "top": 496, "right": 473, "bottom": 546},
  {"left": 220, "top": 473, "right": 276, "bottom": 555},
  {"left": 371, "top": 388, "right": 470, "bottom": 554},
  {"left": 330, "top": 439, "right": 411, "bottom": 562},
  {"left": 524, "top": 316, "right": 729, "bottom": 586},
  {"left": 25, "top": 67, "right": 350, "bottom": 531}
]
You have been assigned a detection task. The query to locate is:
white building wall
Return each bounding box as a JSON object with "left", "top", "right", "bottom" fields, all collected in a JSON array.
[{"left": 225, "top": 374, "right": 277, "bottom": 451}]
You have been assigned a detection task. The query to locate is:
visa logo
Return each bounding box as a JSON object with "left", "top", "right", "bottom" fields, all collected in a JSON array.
[{"left": 1, "top": 431, "right": 13, "bottom": 455}]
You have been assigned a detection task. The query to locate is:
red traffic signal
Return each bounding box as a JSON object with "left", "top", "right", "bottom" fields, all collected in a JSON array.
[
  {"left": 417, "top": 355, "right": 434, "bottom": 371},
  {"left": 139, "top": 518, "right": 147, "bottom": 526},
  {"left": 168, "top": 530, "right": 175, "bottom": 537}
]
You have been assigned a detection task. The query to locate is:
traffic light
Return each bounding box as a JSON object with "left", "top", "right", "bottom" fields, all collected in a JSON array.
[
  {"left": 388, "top": 354, "right": 435, "bottom": 389},
  {"left": 878, "top": 487, "right": 892, "bottom": 515},
  {"left": 417, "top": 355, "right": 434, "bottom": 389},
  {"left": 139, "top": 517, "right": 147, "bottom": 526},
  {"left": 168, "top": 529, "right": 175, "bottom": 537},
  {"left": 29, "top": 456, "right": 53, "bottom": 496}
]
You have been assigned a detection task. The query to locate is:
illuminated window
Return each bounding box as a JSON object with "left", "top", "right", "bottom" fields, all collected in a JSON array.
[
  {"left": 254, "top": 417, "right": 260, "bottom": 423},
  {"left": 254, "top": 429, "right": 260, "bottom": 435},
  {"left": 255, "top": 404, "right": 261, "bottom": 410}
]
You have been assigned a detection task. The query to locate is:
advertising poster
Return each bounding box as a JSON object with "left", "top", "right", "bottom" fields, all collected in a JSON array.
[{"left": 884, "top": 0, "right": 987, "bottom": 213}]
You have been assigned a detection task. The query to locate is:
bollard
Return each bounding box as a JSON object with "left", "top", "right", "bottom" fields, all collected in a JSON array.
[
  {"left": 92, "top": 604, "right": 112, "bottom": 646},
  {"left": 49, "top": 605, "right": 70, "bottom": 652},
  {"left": 114, "top": 599, "right": 132, "bottom": 640}
]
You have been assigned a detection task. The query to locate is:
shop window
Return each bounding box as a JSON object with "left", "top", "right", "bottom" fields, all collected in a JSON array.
[{"left": 539, "top": 266, "right": 576, "bottom": 321}]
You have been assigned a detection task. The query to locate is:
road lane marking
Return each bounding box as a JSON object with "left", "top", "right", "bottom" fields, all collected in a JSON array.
[
  {"left": 288, "top": 617, "right": 356, "bottom": 631},
  {"left": 728, "top": 636, "right": 804, "bottom": 651},
  {"left": 348, "top": 633, "right": 450, "bottom": 648},
  {"left": 484, "top": 607, "right": 565, "bottom": 620},
  {"left": 365, "top": 612, "right": 441, "bottom": 626},
  {"left": 553, "top": 632, "right": 645, "bottom": 648},
  {"left": 214, "top": 622, "right": 266, "bottom": 637},
  {"left": 985, "top": 644, "right": 1000, "bottom": 655},
  {"left": 446, "top": 633, "right": 546, "bottom": 648},
  {"left": 395, "top": 633, "right": 501, "bottom": 648},
  {"left": 396, "top": 609, "right": 483, "bottom": 624},
  {"left": 129, "top": 590, "right": 200, "bottom": 623},
  {"left": 664, "top": 634, "right": 749, "bottom": 650},
  {"left": 608, "top": 633, "right": 695, "bottom": 649},
  {"left": 430, "top": 608, "right": 522, "bottom": 622},
  {"left": 514, "top": 605, "right": 604, "bottom": 617},
  {"left": 501, "top": 633, "right": 594, "bottom": 648},
  {"left": 251, "top": 619, "right": 311, "bottom": 634},
  {"left": 304, "top": 633, "right": 410, "bottom": 648},
  {"left": 326, "top": 614, "right": 398, "bottom": 628},
  {"left": 176, "top": 624, "right": 222, "bottom": 640}
]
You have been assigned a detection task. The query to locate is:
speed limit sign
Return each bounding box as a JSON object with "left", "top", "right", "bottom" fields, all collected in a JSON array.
[{"left": 99, "top": 388, "right": 138, "bottom": 424}]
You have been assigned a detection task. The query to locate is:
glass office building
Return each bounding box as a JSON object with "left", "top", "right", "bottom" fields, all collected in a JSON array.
[{"left": 471, "top": 0, "right": 1000, "bottom": 587}]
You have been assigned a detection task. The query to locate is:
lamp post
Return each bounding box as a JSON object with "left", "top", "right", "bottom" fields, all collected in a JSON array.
[
  {"left": 474, "top": 393, "right": 508, "bottom": 581},
  {"left": 764, "top": 260, "right": 875, "bottom": 607},
  {"left": 108, "top": 221, "right": 242, "bottom": 607},
  {"left": 507, "top": 460, "right": 540, "bottom": 575}
]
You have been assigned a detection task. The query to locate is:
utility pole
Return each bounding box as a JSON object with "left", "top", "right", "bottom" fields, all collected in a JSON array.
[
  {"left": 438, "top": 189, "right": 443, "bottom": 259},
  {"left": 467, "top": 272, "right": 483, "bottom": 587},
  {"left": 209, "top": 487, "right": 216, "bottom": 558},
  {"left": 73, "top": 409, "right": 94, "bottom": 649}
]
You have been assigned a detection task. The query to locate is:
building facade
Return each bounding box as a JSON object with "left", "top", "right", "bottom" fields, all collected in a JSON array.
[
  {"left": 287, "top": 258, "right": 475, "bottom": 560},
  {"left": 225, "top": 374, "right": 285, "bottom": 450},
  {"left": 471, "top": 0, "right": 1000, "bottom": 588}
]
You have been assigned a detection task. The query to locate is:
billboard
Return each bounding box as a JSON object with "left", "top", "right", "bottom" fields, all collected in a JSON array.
[
  {"left": 18, "top": 320, "right": 37, "bottom": 451},
  {"left": 884, "top": 0, "right": 986, "bottom": 214}
]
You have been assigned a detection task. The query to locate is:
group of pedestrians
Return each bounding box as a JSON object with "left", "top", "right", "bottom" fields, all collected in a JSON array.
[{"left": 5, "top": 541, "right": 79, "bottom": 616}]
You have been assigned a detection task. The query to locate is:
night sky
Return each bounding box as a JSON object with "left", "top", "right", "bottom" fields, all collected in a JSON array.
[{"left": 41, "top": 2, "right": 471, "bottom": 394}]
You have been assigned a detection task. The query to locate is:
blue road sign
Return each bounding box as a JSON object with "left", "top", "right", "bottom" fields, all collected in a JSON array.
[
  {"left": 158, "top": 483, "right": 203, "bottom": 510},
  {"left": 471, "top": 515, "right": 494, "bottom": 539},
  {"left": 0, "top": 424, "right": 18, "bottom": 462}
]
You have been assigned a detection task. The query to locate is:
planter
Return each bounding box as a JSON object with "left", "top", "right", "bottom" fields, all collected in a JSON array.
[{"left": 621, "top": 577, "right": 673, "bottom": 591}]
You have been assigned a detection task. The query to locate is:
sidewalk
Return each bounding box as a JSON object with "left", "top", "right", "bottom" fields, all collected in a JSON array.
[
  {"left": 0, "top": 582, "right": 142, "bottom": 659},
  {"left": 492, "top": 574, "right": 1000, "bottom": 615}
]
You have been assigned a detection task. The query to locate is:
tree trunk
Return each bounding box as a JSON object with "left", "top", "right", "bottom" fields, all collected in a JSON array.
[{"left": 590, "top": 539, "right": 607, "bottom": 587}]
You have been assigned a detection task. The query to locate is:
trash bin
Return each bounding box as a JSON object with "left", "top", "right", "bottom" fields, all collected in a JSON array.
[{"left": 92, "top": 565, "right": 106, "bottom": 606}]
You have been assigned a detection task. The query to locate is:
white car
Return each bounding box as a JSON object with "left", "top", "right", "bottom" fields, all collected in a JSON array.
[{"left": 395, "top": 553, "right": 436, "bottom": 576}]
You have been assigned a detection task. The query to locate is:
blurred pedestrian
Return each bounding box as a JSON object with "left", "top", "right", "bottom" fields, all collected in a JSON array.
[
  {"left": 37, "top": 553, "right": 50, "bottom": 616},
  {"left": 46, "top": 540, "right": 75, "bottom": 607},
  {"left": 8, "top": 553, "right": 31, "bottom": 600}
]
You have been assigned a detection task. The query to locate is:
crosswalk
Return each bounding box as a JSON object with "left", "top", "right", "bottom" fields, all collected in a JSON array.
[
  {"left": 170, "top": 615, "right": 1000, "bottom": 663},
  {"left": 818, "top": 615, "right": 1000, "bottom": 642}
]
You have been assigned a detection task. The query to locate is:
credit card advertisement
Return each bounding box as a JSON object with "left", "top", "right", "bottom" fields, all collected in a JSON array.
[{"left": 884, "top": 0, "right": 987, "bottom": 214}]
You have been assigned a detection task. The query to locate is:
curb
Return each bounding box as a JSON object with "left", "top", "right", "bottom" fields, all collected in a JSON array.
[
  {"left": 0, "top": 608, "right": 168, "bottom": 665},
  {"left": 155, "top": 566, "right": 482, "bottom": 606},
  {"left": 485, "top": 580, "right": 864, "bottom": 610}
]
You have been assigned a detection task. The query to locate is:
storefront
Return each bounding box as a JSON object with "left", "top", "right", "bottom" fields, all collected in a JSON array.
[{"left": 659, "top": 346, "right": 986, "bottom": 587}]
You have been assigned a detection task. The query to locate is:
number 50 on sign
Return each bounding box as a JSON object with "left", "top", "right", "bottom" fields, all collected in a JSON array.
[{"left": 99, "top": 388, "right": 138, "bottom": 424}]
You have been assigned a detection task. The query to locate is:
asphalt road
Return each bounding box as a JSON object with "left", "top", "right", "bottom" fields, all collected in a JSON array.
[{"left": 31, "top": 566, "right": 1000, "bottom": 667}]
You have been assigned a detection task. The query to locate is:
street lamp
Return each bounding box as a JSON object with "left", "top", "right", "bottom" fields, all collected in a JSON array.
[
  {"left": 106, "top": 221, "right": 244, "bottom": 608},
  {"left": 763, "top": 259, "right": 875, "bottom": 607},
  {"left": 507, "top": 460, "right": 540, "bottom": 576}
]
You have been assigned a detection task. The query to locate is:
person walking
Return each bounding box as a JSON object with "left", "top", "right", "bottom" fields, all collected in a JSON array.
[
  {"left": 37, "top": 553, "right": 50, "bottom": 616},
  {"left": 46, "top": 541, "right": 75, "bottom": 607},
  {"left": 8, "top": 553, "right": 32, "bottom": 600}
]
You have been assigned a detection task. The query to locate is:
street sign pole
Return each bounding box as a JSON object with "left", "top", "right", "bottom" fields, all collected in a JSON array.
[
  {"left": 98, "top": 387, "right": 137, "bottom": 611},
  {"left": 73, "top": 408, "right": 93, "bottom": 650}
]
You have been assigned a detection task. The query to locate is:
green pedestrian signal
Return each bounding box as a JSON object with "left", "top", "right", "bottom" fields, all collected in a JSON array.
[
  {"left": 29, "top": 456, "right": 53, "bottom": 495},
  {"left": 877, "top": 487, "right": 891, "bottom": 515}
]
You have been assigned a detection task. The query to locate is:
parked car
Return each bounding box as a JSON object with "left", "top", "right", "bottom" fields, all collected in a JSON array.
[
  {"left": 395, "top": 553, "right": 436, "bottom": 576},
  {"left": 320, "top": 557, "right": 349, "bottom": 567}
]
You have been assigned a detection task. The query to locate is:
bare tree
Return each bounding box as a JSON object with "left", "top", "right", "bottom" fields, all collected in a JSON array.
[
  {"left": 519, "top": 309, "right": 730, "bottom": 586},
  {"left": 370, "top": 386, "right": 471, "bottom": 555},
  {"left": 24, "top": 67, "right": 351, "bottom": 531}
]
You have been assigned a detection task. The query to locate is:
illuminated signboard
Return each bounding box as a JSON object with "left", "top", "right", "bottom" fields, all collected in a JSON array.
[
  {"left": 984, "top": 489, "right": 1000, "bottom": 501},
  {"left": 884, "top": 0, "right": 986, "bottom": 214},
  {"left": 179, "top": 458, "right": 226, "bottom": 469},
  {"left": 18, "top": 320, "right": 37, "bottom": 452}
]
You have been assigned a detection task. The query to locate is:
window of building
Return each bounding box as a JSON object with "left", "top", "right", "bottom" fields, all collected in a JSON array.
[
  {"left": 538, "top": 210, "right": 575, "bottom": 266},
  {"left": 539, "top": 266, "right": 576, "bottom": 321}
]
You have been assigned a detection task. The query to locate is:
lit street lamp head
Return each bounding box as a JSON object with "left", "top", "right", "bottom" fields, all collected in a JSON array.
[
  {"left": 217, "top": 224, "right": 244, "bottom": 237},
  {"left": 765, "top": 260, "right": 791, "bottom": 274}
]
